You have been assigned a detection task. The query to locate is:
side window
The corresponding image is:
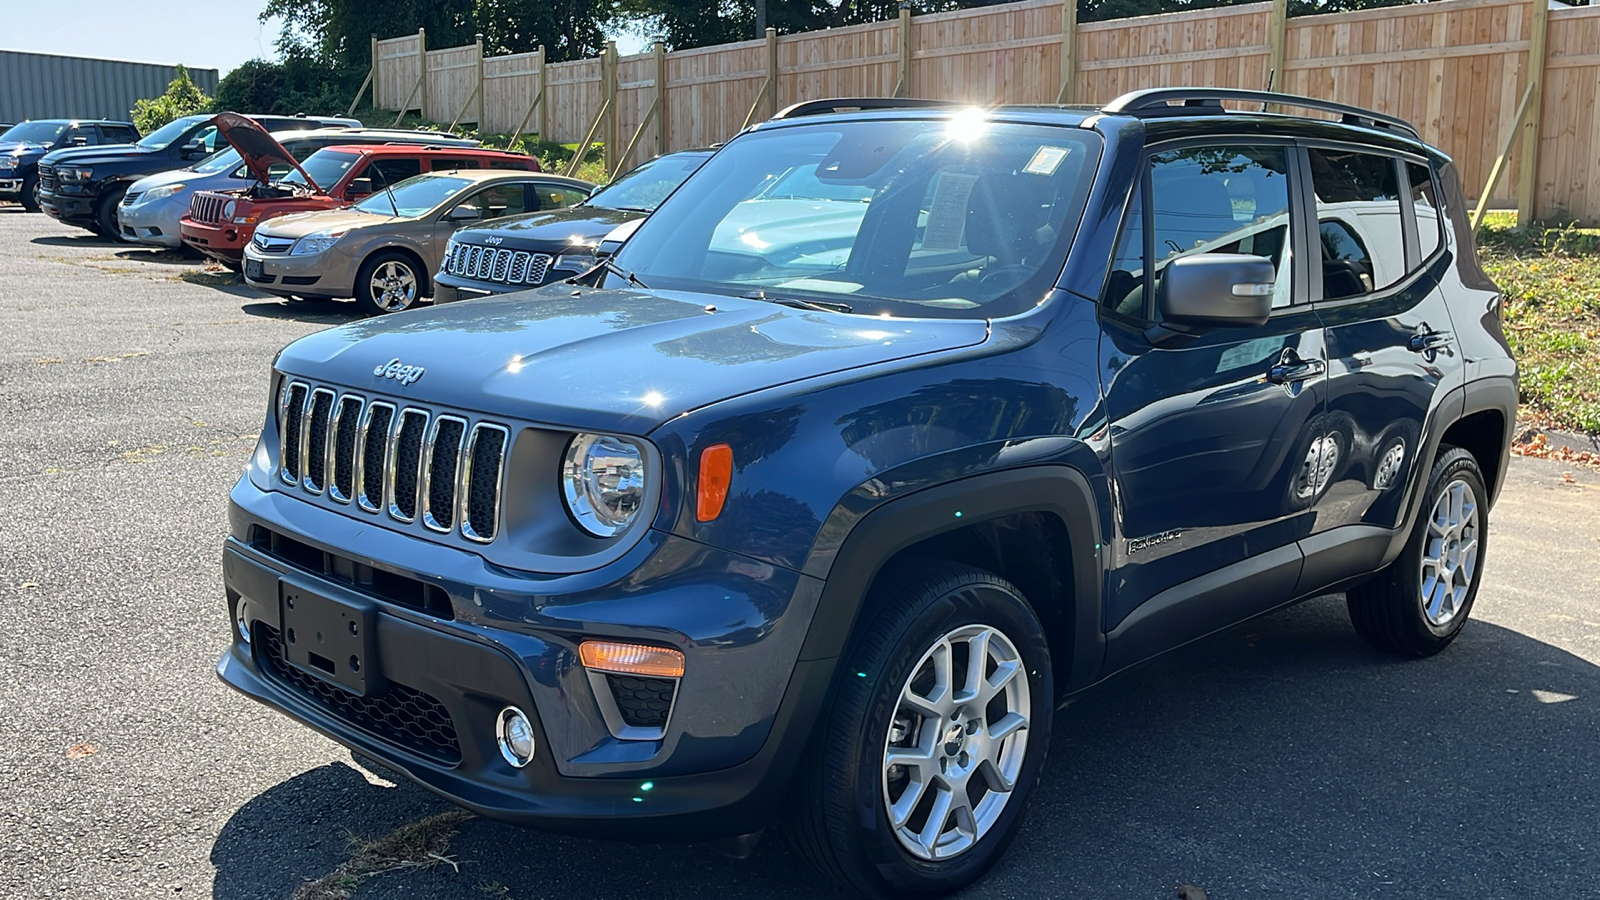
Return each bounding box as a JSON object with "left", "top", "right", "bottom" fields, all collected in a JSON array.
[
  {"left": 367, "top": 158, "right": 422, "bottom": 188},
  {"left": 1306, "top": 148, "right": 1405, "bottom": 299},
  {"left": 1408, "top": 162, "right": 1443, "bottom": 261},
  {"left": 1149, "top": 145, "right": 1294, "bottom": 317},
  {"left": 533, "top": 183, "right": 582, "bottom": 211},
  {"left": 488, "top": 158, "right": 529, "bottom": 170},
  {"left": 429, "top": 158, "right": 480, "bottom": 171},
  {"left": 464, "top": 184, "right": 531, "bottom": 220},
  {"left": 64, "top": 127, "right": 97, "bottom": 147},
  {"left": 99, "top": 124, "right": 136, "bottom": 143},
  {"left": 1102, "top": 183, "right": 1145, "bottom": 319},
  {"left": 189, "top": 126, "right": 224, "bottom": 154}
]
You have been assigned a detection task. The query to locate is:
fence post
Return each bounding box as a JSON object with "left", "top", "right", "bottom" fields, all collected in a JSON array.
[
  {"left": 476, "top": 34, "right": 486, "bottom": 128},
  {"left": 602, "top": 41, "right": 618, "bottom": 178},
  {"left": 417, "top": 27, "right": 429, "bottom": 118},
  {"left": 654, "top": 40, "right": 669, "bottom": 155},
  {"left": 1056, "top": 0, "right": 1077, "bottom": 104},
  {"left": 537, "top": 46, "right": 548, "bottom": 141},
  {"left": 1267, "top": 0, "right": 1288, "bottom": 93},
  {"left": 1516, "top": 0, "right": 1550, "bottom": 226},
  {"left": 896, "top": 5, "right": 913, "bottom": 98},
  {"left": 765, "top": 28, "right": 779, "bottom": 118},
  {"left": 348, "top": 35, "right": 378, "bottom": 116}
]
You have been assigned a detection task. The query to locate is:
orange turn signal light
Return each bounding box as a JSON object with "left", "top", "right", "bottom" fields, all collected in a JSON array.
[
  {"left": 696, "top": 443, "right": 733, "bottom": 522},
  {"left": 579, "top": 640, "right": 685, "bottom": 678}
]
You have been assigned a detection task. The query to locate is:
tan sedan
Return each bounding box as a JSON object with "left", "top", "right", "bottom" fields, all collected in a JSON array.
[{"left": 241, "top": 169, "right": 594, "bottom": 315}]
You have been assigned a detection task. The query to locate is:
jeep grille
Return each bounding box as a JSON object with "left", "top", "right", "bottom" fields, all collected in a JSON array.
[
  {"left": 444, "top": 243, "right": 552, "bottom": 287},
  {"left": 189, "top": 191, "right": 229, "bottom": 225},
  {"left": 277, "top": 381, "right": 508, "bottom": 543}
]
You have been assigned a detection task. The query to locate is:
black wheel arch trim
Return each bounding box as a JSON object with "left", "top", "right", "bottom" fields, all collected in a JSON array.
[{"left": 797, "top": 465, "right": 1107, "bottom": 697}]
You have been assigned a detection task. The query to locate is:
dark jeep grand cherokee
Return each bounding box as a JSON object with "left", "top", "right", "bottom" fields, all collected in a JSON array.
[{"left": 218, "top": 91, "right": 1515, "bottom": 898}]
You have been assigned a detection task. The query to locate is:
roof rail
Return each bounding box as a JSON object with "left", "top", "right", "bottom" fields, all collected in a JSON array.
[
  {"left": 771, "top": 97, "right": 961, "bottom": 120},
  {"left": 1101, "top": 88, "right": 1420, "bottom": 140}
]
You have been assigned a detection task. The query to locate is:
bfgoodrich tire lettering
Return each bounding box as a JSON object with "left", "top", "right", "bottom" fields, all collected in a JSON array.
[
  {"left": 793, "top": 563, "right": 1053, "bottom": 898},
  {"left": 1347, "top": 447, "right": 1488, "bottom": 656}
]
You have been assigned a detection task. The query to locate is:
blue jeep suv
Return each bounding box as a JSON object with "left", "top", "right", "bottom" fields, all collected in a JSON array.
[{"left": 217, "top": 90, "right": 1515, "bottom": 897}]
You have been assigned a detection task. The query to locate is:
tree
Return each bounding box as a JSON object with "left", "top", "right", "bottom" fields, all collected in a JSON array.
[{"left": 131, "top": 65, "right": 213, "bottom": 134}]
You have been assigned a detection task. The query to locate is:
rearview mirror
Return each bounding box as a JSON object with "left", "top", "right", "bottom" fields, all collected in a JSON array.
[
  {"left": 1157, "top": 254, "right": 1275, "bottom": 328},
  {"left": 446, "top": 205, "right": 481, "bottom": 222},
  {"left": 347, "top": 177, "right": 374, "bottom": 197}
]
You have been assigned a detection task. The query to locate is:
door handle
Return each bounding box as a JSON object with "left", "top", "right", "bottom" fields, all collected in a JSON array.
[
  {"left": 1408, "top": 329, "right": 1453, "bottom": 352},
  {"left": 1267, "top": 354, "right": 1326, "bottom": 384}
]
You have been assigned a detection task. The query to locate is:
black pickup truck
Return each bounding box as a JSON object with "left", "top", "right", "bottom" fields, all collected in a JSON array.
[
  {"left": 37, "top": 112, "right": 359, "bottom": 237},
  {"left": 1, "top": 120, "right": 138, "bottom": 212}
]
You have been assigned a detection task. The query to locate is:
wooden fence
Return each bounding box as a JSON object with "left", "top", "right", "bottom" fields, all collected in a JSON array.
[{"left": 369, "top": 0, "right": 1600, "bottom": 223}]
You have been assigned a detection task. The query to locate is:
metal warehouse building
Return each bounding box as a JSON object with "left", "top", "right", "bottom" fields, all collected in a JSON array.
[{"left": 0, "top": 50, "right": 219, "bottom": 124}]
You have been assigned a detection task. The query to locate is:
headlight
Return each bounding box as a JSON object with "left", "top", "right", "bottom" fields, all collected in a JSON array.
[
  {"left": 291, "top": 230, "right": 344, "bottom": 256},
  {"left": 222, "top": 199, "right": 237, "bottom": 219},
  {"left": 553, "top": 244, "right": 598, "bottom": 272},
  {"left": 562, "top": 433, "right": 648, "bottom": 537},
  {"left": 58, "top": 166, "right": 93, "bottom": 183},
  {"left": 0, "top": 158, "right": 16, "bottom": 170},
  {"left": 142, "top": 183, "right": 186, "bottom": 203}
]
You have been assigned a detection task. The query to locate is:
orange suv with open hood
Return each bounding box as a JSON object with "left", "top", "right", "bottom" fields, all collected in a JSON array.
[{"left": 180, "top": 113, "right": 538, "bottom": 264}]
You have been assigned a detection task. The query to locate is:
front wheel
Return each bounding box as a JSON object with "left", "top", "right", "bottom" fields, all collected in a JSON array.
[
  {"left": 355, "top": 251, "right": 424, "bottom": 316},
  {"left": 1347, "top": 447, "right": 1488, "bottom": 656},
  {"left": 20, "top": 173, "right": 40, "bottom": 212},
  {"left": 793, "top": 563, "right": 1052, "bottom": 898},
  {"left": 95, "top": 184, "right": 128, "bottom": 239}
]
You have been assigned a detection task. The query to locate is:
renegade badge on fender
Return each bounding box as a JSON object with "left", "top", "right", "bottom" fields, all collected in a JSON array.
[{"left": 219, "top": 91, "right": 1515, "bottom": 898}]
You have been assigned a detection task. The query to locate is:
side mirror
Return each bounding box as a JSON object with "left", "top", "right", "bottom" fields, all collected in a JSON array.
[
  {"left": 179, "top": 139, "right": 205, "bottom": 159},
  {"left": 1157, "top": 254, "right": 1275, "bottom": 328},
  {"left": 446, "top": 205, "right": 481, "bottom": 222},
  {"left": 347, "top": 177, "right": 374, "bottom": 197}
]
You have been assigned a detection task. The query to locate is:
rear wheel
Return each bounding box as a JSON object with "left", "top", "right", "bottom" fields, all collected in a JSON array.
[
  {"left": 20, "top": 173, "right": 40, "bottom": 212},
  {"left": 1347, "top": 447, "right": 1487, "bottom": 656},
  {"left": 95, "top": 183, "right": 128, "bottom": 240},
  {"left": 355, "top": 251, "right": 424, "bottom": 316},
  {"left": 793, "top": 563, "right": 1052, "bottom": 898}
]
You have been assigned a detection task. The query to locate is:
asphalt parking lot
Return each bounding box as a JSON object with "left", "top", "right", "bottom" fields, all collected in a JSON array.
[{"left": 1, "top": 203, "right": 1597, "bottom": 900}]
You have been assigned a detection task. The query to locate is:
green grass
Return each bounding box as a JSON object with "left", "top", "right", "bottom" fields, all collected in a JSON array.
[
  {"left": 1477, "top": 211, "right": 1600, "bottom": 434},
  {"left": 351, "top": 106, "right": 609, "bottom": 184}
]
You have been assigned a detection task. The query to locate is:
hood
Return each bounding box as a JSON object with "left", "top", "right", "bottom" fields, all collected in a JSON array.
[
  {"left": 211, "top": 112, "right": 320, "bottom": 188},
  {"left": 1, "top": 141, "right": 49, "bottom": 159},
  {"left": 455, "top": 205, "right": 644, "bottom": 249},
  {"left": 40, "top": 144, "right": 147, "bottom": 166},
  {"left": 259, "top": 207, "right": 392, "bottom": 239},
  {"left": 275, "top": 286, "right": 988, "bottom": 434}
]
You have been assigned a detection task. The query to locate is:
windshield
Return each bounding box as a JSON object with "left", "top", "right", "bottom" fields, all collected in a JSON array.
[
  {"left": 352, "top": 174, "right": 473, "bottom": 217},
  {"left": 610, "top": 118, "right": 1100, "bottom": 319},
  {"left": 192, "top": 148, "right": 243, "bottom": 174},
  {"left": 135, "top": 115, "right": 204, "bottom": 151},
  {"left": 587, "top": 153, "right": 708, "bottom": 212},
  {"left": 2, "top": 121, "right": 67, "bottom": 144},
  {"left": 280, "top": 150, "right": 358, "bottom": 190}
]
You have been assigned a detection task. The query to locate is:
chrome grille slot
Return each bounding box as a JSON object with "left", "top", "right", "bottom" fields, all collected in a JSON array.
[
  {"left": 388, "top": 410, "right": 430, "bottom": 523},
  {"left": 358, "top": 402, "right": 395, "bottom": 513},
  {"left": 270, "top": 383, "right": 510, "bottom": 543},
  {"left": 508, "top": 251, "right": 530, "bottom": 283},
  {"left": 525, "top": 254, "right": 552, "bottom": 285},
  {"left": 303, "top": 388, "right": 335, "bottom": 494},
  {"left": 490, "top": 249, "right": 511, "bottom": 282},
  {"left": 329, "top": 396, "right": 364, "bottom": 503},
  {"left": 461, "top": 424, "right": 508, "bottom": 542},
  {"left": 422, "top": 417, "right": 467, "bottom": 533},
  {"left": 279, "top": 382, "right": 309, "bottom": 485}
]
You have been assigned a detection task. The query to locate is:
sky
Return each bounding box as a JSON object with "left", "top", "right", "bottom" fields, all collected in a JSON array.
[
  {"left": 2, "top": 0, "right": 285, "bottom": 77},
  {"left": 1, "top": 0, "right": 647, "bottom": 78}
]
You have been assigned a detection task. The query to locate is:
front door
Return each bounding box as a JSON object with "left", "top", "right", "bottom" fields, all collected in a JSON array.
[
  {"left": 1100, "top": 140, "right": 1324, "bottom": 631},
  {"left": 1297, "top": 147, "right": 1469, "bottom": 585}
]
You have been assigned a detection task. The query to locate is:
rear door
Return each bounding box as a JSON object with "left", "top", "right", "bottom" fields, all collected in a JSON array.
[
  {"left": 1100, "top": 138, "right": 1325, "bottom": 637},
  {"left": 1294, "top": 145, "right": 1467, "bottom": 589}
]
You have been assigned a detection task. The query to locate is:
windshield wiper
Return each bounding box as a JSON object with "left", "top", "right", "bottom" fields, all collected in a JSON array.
[
  {"left": 571, "top": 257, "right": 649, "bottom": 289},
  {"left": 741, "top": 289, "right": 852, "bottom": 313}
]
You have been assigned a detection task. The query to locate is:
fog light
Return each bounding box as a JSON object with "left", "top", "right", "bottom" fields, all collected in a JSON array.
[
  {"left": 235, "top": 602, "right": 251, "bottom": 644},
  {"left": 495, "top": 706, "right": 536, "bottom": 768}
]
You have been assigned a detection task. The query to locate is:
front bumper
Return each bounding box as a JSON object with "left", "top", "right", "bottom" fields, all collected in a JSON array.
[
  {"left": 217, "top": 479, "right": 832, "bottom": 839},
  {"left": 39, "top": 188, "right": 95, "bottom": 225},
  {"left": 181, "top": 219, "right": 248, "bottom": 262},
  {"left": 0, "top": 178, "right": 22, "bottom": 195},
  {"left": 242, "top": 244, "right": 350, "bottom": 298},
  {"left": 117, "top": 195, "right": 185, "bottom": 247}
]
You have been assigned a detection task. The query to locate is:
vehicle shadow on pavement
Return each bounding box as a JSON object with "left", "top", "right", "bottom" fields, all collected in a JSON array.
[
  {"left": 240, "top": 298, "right": 362, "bottom": 324},
  {"left": 30, "top": 233, "right": 126, "bottom": 248},
  {"left": 210, "top": 595, "right": 1600, "bottom": 899}
]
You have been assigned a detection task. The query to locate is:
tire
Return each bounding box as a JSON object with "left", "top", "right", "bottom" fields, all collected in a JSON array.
[
  {"left": 1347, "top": 447, "right": 1487, "bottom": 656},
  {"left": 793, "top": 563, "right": 1053, "bottom": 898},
  {"left": 20, "top": 173, "right": 40, "bottom": 212},
  {"left": 355, "top": 250, "right": 424, "bottom": 316},
  {"left": 95, "top": 183, "right": 129, "bottom": 240}
]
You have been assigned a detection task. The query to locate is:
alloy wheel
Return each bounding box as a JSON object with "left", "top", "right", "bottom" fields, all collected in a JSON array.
[
  {"left": 1419, "top": 477, "right": 1479, "bottom": 627},
  {"left": 370, "top": 260, "right": 418, "bottom": 311}
]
